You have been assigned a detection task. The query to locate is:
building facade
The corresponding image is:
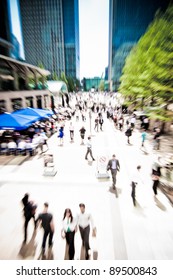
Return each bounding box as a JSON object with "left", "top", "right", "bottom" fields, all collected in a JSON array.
[
  {"left": 0, "top": 0, "right": 51, "bottom": 113},
  {"left": 108, "top": 0, "right": 171, "bottom": 91},
  {"left": 19, "top": 0, "right": 80, "bottom": 79}
]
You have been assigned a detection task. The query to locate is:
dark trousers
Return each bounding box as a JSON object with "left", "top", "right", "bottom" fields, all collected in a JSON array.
[
  {"left": 42, "top": 230, "right": 54, "bottom": 250},
  {"left": 131, "top": 182, "right": 136, "bottom": 206},
  {"left": 65, "top": 231, "right": 75, "bottom": 260},
  {"left": 111, "top": 169, "right": 117, "bottom": 187},
  {"left": 152, "top": 180, "right": 159, "bottom": 195},
  {"left": 79, "top": 225, "right": 90, "bottom": 259},
  {"left": 85, "top": 148, "right": 94, "bottom": 160},
  {"left": 24, "top": 215, "right": 35, "bottom": 242}
]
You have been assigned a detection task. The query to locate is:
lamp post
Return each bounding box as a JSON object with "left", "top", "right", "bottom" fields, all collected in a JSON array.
[{"left": 88, "top": 99, "right": 93, "bottom": 136}]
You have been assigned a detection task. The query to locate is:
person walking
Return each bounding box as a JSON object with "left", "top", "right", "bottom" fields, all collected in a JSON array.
[
  {"left": 125, "top": 126, "right": 133, "bottom": 144},
  {"left": 79, "top": 126, "right": 86, "bottom": 145},
  {"left": 151, "top": 159, "right": 161, "bottom": 196},
  {"left": 69, "top": 122, "right": 74, "bottom": 142},
  {"left": 77, "top": 203, "right": 96, "bottom": 260},
  {"left": 94, "top": 116, "right": 99, "bottom": 132},
  {"left": 57, "top": 127, "right": 64, "bottom": 145},
  {"left": 131, "top": 165, "right": 142, "bottom": 206},
  {"left": 61, "top": 208, "right": 77, "bottom": 260},
  {"left": 141, "top": 129, "right": 147, "bottom": 148},
  {"left": 85, "top": 137, "right": 95, "bottom": 161},
  {"left": 107, "top": 154, "right": 120, "bottom": 189},
  {"left": 36, "top": 202, "right": 54, "bottom": 255},
  {"left": 21, "top": 193, "right": 37, "bottom": 244}
]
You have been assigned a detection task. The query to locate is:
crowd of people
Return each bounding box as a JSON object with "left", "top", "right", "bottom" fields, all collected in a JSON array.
[{"left": 21, "top": 194, "right": 96, "bottom": 260}]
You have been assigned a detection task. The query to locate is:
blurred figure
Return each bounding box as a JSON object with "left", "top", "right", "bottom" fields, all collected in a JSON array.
[
  {"left": 79, "top": 126, "right": 86, "bottom": 145},
  {"left": 21, "top": 193, "right": 37, "bottom": 244},
  {"left": 58, "top": 127, "right": 64, "bottom": 145},
  {"left": 85, "top": 137, "right": 95, "bottom": 161},
  {"left": 125, "top": 127, "right": 133, "bottom": 144},
  {"left": 131, "top": 165, "right": 142, "bottom": 206},
  {"left": 151, "top": 158, "right": 161, "bottom": 196},
  {"left": 77, "top": 203, "right": 96, "bottom": 260},
  {"left": 107, "top": 154, "right": 120, "bottom": 189},
  {"left": 69, "top": 122, "right": 74, "bottom": 142},
  {"left": 61, "top": 208, "right": 77, "bottom": 260},
  {"left": 36, "top": 202, "right": 54, "bottom": 256}
]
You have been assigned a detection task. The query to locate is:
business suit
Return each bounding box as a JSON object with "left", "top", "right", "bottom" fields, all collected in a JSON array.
[{"left": 107, "top": 158, "right": 120, "bottom": 188}]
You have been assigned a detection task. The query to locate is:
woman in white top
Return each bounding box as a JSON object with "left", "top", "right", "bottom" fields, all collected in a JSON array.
[{"left": 61, "top": 208, "right": 77, "bottom": 260}]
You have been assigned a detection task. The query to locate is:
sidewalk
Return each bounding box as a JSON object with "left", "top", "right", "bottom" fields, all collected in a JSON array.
[{"left": 0, "top": 113, "right": 173, "bottom": 260}]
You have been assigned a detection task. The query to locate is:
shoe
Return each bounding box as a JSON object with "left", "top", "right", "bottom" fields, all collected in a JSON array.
[
  {"left": 85, "top": 158, "right": 88, "bottom": 160},
  {"left": 92, "top": 158, "right": 95, "bottom": 161}
]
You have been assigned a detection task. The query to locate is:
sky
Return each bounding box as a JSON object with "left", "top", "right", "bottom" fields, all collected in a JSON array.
[{"left": 79, "top": 0, "right": 109, "bottom": 79}]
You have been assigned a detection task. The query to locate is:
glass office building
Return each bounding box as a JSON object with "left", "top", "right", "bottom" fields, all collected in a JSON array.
[
  {"left": 19, "top": 0, "right": 80, "bottom": 79},
  {"left": 0, "top": 0, "right": 24, "bottom": 60},
  {"left": 108, "top": 0, "right": 171, "bottom": 91}
]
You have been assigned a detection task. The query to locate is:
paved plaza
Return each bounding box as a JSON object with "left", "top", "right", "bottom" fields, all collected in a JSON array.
[{"left": 0, "top": 113, "right": 173, "bottom": 260}]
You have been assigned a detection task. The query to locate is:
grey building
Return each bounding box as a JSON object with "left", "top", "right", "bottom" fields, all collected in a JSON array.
[
  {"left": 19, "top": 0, "right": 80, "bottom": 79},
  {"left": 108, "top": 0, "right": 171, "bottom": 91}
]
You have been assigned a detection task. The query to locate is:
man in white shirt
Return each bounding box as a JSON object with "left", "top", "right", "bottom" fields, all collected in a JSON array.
[
  {"left": 131, "top": 165, "right": 143, "bottom": 206},
  {"left": 77, "top": 203, "right": 96, "bottom": 260},
  {"left": 85, "top": 137, "right": 95, "bottom": 161}
]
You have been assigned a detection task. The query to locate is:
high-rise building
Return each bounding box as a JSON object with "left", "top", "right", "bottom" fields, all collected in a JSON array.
[
  {"left": 108, "top": 0, "right": 171, "bottom": 91},
  {"left": 0, "top": 0, "right": 24, "bottom": 60},
  {"left": 19, "top": 0, "right": 80, "bottom": 79}
]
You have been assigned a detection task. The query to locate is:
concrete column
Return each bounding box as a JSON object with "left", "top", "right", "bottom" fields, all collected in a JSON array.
[
  {"left": 34, "top": 71, "right": 38, "bottom": 89},
  {"left": 12, "top": 70, "right": 19, "bottom": 90}
]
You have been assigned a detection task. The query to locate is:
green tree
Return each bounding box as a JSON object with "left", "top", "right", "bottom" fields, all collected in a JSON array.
[{"left": 119, "top": 5, "right": 173, "bottom": 122}]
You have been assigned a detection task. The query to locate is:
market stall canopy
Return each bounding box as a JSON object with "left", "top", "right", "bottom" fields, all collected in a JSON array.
[
  {"left": 12, "top": 107, "right": 54, "bottom": 119},
  {"left": 0, "top": 112, "right": 38, "bottom": 130}
]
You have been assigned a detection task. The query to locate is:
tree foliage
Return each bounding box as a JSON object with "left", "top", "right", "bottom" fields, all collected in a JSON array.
[{"left": 119, "top": 5, "right": 173, "bottom": 120}]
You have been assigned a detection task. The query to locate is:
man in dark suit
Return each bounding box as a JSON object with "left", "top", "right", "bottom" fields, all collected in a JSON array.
[{"left": 107, "top": 154, "right": 120, "bottom": 189}]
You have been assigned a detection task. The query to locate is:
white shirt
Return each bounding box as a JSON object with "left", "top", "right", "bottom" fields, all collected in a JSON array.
[
  {"left": 69, "top": 125, "right": 74, "bottom": 131},
  {"left": 18, "top": 141, "right": 26, "bottom": 150},
  {"left": 87, "top": 140, "right": 92, "bottom": 149},
  {"left": 62, "top": 217, "right": 77, "bottom": 232},
  {"left": 77, "top": 212, "right": 94, "bottom": 229},
  {"left": 112, "top": 159, "right": 117, "bottom": 169},
  {"left": 8, "top": 141, "right": 17, "bottom": 149}
]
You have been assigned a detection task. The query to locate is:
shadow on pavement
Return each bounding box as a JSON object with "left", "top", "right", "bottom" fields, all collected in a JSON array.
[
  {"left": 109, "top": 186, "right": 121, "bottom": 198},
  {"left": 37, "top": 247, "right": 54, "bottom": 260},
  {"left": 154, "top": 196, "right": 167, "bottom": 211},
  {"left": 18, "top": 230, "right": 37, "bottom": 259}
]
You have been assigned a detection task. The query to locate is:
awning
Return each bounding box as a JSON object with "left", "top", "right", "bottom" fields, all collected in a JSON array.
[
  {"left": 12, "top": 107, "right": 54, "bottom": 120},
  {"left": 0, "top": 54, "right": 50, "bottom": 77},
  {"left": 0, "top": 112, "right": 38, "bottom": 130}
]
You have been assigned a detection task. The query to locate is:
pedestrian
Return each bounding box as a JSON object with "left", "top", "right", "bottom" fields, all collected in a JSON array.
[
  {"left": 107, "top": 154, "right": 120, "bottom": 189},
  {"left": 85, "top": 136, "right": 95, "bottom": 161},
  {"left": 153, "top": 128, "right": 161, "bottom": 150},
  {"left": 131, "top": 165, "right": 142, "bottom": 206},
  {"left": 69, "top": 122, "right": 74, "bottom": 142},
  {"left": 61, "top": 208, "right": 77, "bottom": 260},
  {"left": 130, "top": 114, "right": 136, "bottom": 130},
  {"left": 99, "top": 115, "right": 104, "bottom": 131},
  {"left": 141, "top": 129, "right": 147, "bottom": 147},
  {"left": 36, "top": 202, "right": 54, "bottom": 255},
  {"left": 58, "top": 127, "right": 64, "bottom": 145},
  {"left": 79, "top": 126, "right": 86, "bottom": 145},
  {"left": 94, "top": 116, "right": 99, "bottom": 132},
  {"left": 21, "top": 193, "right": 37, "bottom": 244},
  {"left": 125, "top": 126, "right": 133, "bottom": 144},
  {"left": 151, "top": 159, "right": 161, "bottom": 196},
  {"left": 77, "top": 203, "right": 96, "bottom": 260}
]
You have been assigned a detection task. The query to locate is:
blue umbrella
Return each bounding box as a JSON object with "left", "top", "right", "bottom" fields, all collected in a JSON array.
[
  {"left": 0, "top": 113, "right": 38, "bottom": 130},
  {"left": 13, "top": 107, "right": 54, "bottom": 119}
]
